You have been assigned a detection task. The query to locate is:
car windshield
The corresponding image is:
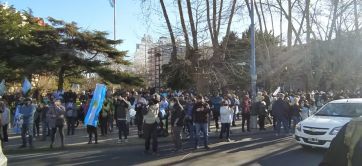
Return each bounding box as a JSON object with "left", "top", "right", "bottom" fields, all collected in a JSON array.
[{"left": 315, "top": 103, "right": 362, "bottom": 117}]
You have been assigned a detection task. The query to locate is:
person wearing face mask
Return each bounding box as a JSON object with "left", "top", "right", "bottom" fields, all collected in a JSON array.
[
  {"left": 170, "top": 97, "right": 185, "bottom": 152},
  {"left": 19, "top": 98, "right": 36, "bottom": 148},
  {"left": 219, "top": 100, "right": 233, "bottom": 142},
  {"left": 47, "top": 99, "right": 66, "bottom": 148}
]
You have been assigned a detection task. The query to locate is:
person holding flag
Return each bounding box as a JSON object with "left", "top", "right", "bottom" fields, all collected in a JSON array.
[
  {"left": 84, "top": 84, "right": 107, "bottom": 144},
  {"left": 19, "top": 98, "right": 36, "bottom": 148}
]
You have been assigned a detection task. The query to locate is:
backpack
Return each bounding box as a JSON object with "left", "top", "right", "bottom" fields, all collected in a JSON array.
[{"left": 344, "top": 117, "right": 362, "bottom": 166}]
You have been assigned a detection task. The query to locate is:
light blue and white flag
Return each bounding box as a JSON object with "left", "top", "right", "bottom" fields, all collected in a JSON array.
[
  {"left": 22, "top": 77, "right": 31, "bottom": 95},
  {"left": 0, "top": 79, "right": 6, "bottom": 96},
  {"left": 84, "top": 84, "right": 107, "bottom": 127}
]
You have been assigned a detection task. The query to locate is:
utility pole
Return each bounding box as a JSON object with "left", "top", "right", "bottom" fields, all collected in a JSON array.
[
  {"left": 113, "top": 0, "right": 116, "bottom": 48},
  {"left": 250, "top": 0, "right": 257, "bottom": 102}
]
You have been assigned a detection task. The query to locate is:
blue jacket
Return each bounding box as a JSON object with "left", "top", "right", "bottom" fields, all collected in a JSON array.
[{"left": 19, "top": 104, "right": 35, "bottom": 125}]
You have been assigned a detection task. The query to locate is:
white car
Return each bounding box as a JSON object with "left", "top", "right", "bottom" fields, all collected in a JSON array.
[
  {"left": 0, "top": 141, "right": 7, "bottom": 166},
  {"left": 295, "top": 98, "right": 362, "bottom": 149}
]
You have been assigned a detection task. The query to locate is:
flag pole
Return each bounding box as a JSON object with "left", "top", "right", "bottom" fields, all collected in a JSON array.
[{"left": 113, "top": 0, "right": 116, "bottom": 48}]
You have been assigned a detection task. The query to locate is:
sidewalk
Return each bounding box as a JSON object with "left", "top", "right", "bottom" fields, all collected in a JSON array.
[{"left": 3, "top": 120, "right": 276, "bottom": 154}]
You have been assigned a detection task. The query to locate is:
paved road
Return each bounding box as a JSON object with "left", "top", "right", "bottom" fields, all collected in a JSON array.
[{"left": 7, "top": 133, "right": 325, "bottom": 166}]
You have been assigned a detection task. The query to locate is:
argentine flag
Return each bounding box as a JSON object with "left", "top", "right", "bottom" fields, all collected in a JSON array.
[
  {"left": 84, "top": 84, "right": 107, "bottom": 127},
  {"left": 22, "top": 77, "right": 32, "bottom": 95}
]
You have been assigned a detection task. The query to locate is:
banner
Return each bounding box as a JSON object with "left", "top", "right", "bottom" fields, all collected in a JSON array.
[
  {"left": 22, "top": 77, "right": 32, "bottom": 95},
  {"left": 272, "top": 86, "right": 281, "bottom": 96},
  {"left": 84, "top": 84, "right": 107, "bottom": 127},
  {"left": 0, "top": 79, "right": 5, "bottom": 96}
]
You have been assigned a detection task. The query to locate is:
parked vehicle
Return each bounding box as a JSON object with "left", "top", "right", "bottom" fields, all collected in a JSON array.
[{"left": 294, "top": 98, "right": 362, "bottom": 148}]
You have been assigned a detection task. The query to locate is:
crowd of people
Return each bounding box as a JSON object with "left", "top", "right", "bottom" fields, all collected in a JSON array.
[{"left": 0, "top": 87, "right": 360, "bottom": 154}]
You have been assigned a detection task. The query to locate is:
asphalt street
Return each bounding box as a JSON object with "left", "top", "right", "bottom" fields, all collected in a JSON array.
[{"left": 7, "top": 133, "right": 326, "bottom": 166}]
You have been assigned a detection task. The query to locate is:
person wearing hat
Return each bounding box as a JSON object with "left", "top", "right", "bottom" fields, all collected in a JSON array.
[
  {"left": 143, "top": 93, "right": 161, "bottom": 154},
  {"left": 19, "top": 97, "right": 36, "bottom": 148}
]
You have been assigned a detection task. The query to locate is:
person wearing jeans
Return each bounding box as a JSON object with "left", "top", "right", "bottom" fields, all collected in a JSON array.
[
  {"left": 192, "top": 95, "right": 210, "bottom": 150},
  {"left": 19, "top": 98, "right": 35, "bottom": 148}
]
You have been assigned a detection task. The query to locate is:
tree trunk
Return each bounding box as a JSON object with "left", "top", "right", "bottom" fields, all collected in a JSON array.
[
  {"left": 160, "top": 0, "right": 177, "bottom": 62},
  {"left": 266, "top": 0, "right": 274, "bottom": 36},
  {"left": 216, "top": 0, "right": 224, "bottom": 38},
  {"left": 287, "top": 0, "right": 292, "bottom": 48},
  {"left": 212, "top": 0, "right": 218, "bottom": 44},
  {"left": 58, "top": 66, "right": 66, "bottom": 91},
  {"left": 186, "top": 0, "right": 198, "bottom": 50},
  {"left": 222, "top": 0, "right": 237, "bottom": 51},
  {"left": 280, "top": 6, "right": 283, "bottom": 45},
  {"left": 354, "top": 0, "right": 359, "bottom": 34},
  {"left": 306, "top": 0, "right": 311, "bottom": 43},
  {"left": 206, "top": 0, "right": 215, "bottom": 46},
  {"left": 177, "top": 0, "right": 191, "bottom": 50},
  {"left": 254, "top": 0, "right": 263, "bottom": 32},
  {"left": 259, "top": 0, "right": 268, "bottom": 33},
  {"left": 328, "top": 0, "right": 339, "bottom": 40}
]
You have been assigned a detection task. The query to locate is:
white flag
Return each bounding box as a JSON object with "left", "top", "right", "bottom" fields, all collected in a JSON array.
[{"left": 272, "top": 87, "right": 281, "bottom": 96}]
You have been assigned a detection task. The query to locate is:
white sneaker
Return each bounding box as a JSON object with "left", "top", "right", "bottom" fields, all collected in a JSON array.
[
  {"left": 117, "top": 139, "right": 123, "bottom": 144},
  {"left": 124, "top": 139, "right": 128, "bottom": 143}
]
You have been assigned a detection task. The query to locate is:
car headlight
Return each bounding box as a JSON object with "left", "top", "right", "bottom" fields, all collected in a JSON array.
[
  {"left": 296, "top": 123, "right": 301, "bottom": 132},
  {"left": 329, "top": 126, "right": 342, "bottom": 135}
]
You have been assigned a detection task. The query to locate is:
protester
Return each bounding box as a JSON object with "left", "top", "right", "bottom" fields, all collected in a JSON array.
[
  {"left": 210, "top": 93, "right": 222, "bottom": 132},
  {"left": 143, "top": 93, "right": 160, "bottom": 154},
  {"left": 48, "top": 99, "right": 66, "bottom": 148},
  {"left": 219, "top": 100, "right": 233, "bottom": 142},
  {"left": 290, "top": 96, "right": 301, "bottom": 133},
  {"left": 33, "top": 100, "right": 41, "bottom": 137},
  {"left": 300, "top": 100, "right": 310, "bottom": 120},
  {"left": 40, "top": 102, "right": 50, "bottom": 141},
  {"left": 19, "top": 98, "right": 36, "bottom": 148},
  {"left": 135, "top": 93, "right": 147, "bottom": 138},
  {"left": 255, "top": 95, "right": 267, "bottom": 131},
  {"left": 193, "top": 95, "right": 210, "bottom": 150},
  {"left": 0, "top": 101, "right": 10, "bottom": 142},
  {"left": 114, "top": 93, "right": 131, "bottom": 143},
  {"left": 272, "top": 93, "right": 290, "bottom": 135},
  {"left": 65, "top": 101, "right": 77, "bottom": 135},
  {"left": 100, "top": 98, "right": 111, "bottom": 136},
  {"left": 241, "top": 95, "right": 251, "bottom": 132},
  {"left": 170, "top": 97, "right": 185, "bottom": 152}
]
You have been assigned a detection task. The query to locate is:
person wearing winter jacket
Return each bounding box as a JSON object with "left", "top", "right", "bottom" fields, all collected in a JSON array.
[
  {"left": 0, "top": 101, "right": 10, "bottom": 142},
  {"left": 193, "top": 95, "right": 210, "bottom": 150},
  {"left": 114, "top": 93, "right": 131, "bottom": 144},
  {"left": 241, "top": 95, "right": 251, "bottom": 132},
  {"left": 170, "top": 97, "right": 185, "bottom": 151},
  {"left": 19, "top": 98, "right": 36, "bottom": 148},
  {"left": 219, "top": 100, "right": 233, "bottom": 142},
  {"left": 255, "top": 96, "right": 268, "bottom": 131},
  {"left": 143, "top": 93, "right": 160, "bottom": 154},
  {"left": 47, "top": 99, "right": 66, "bottom": 148}
]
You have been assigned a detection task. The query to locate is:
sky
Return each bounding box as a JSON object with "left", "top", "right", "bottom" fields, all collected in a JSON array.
[{"left": 4, "top": 0, "right": 147, "bottom": 59}]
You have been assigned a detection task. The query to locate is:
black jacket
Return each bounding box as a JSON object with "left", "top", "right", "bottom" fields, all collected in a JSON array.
[
  {"left": 171, "top": 103, "right": 185, "bottom": 127},
  {"left": 192, "top": 102, "right": 209, "bottom": 123}
]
